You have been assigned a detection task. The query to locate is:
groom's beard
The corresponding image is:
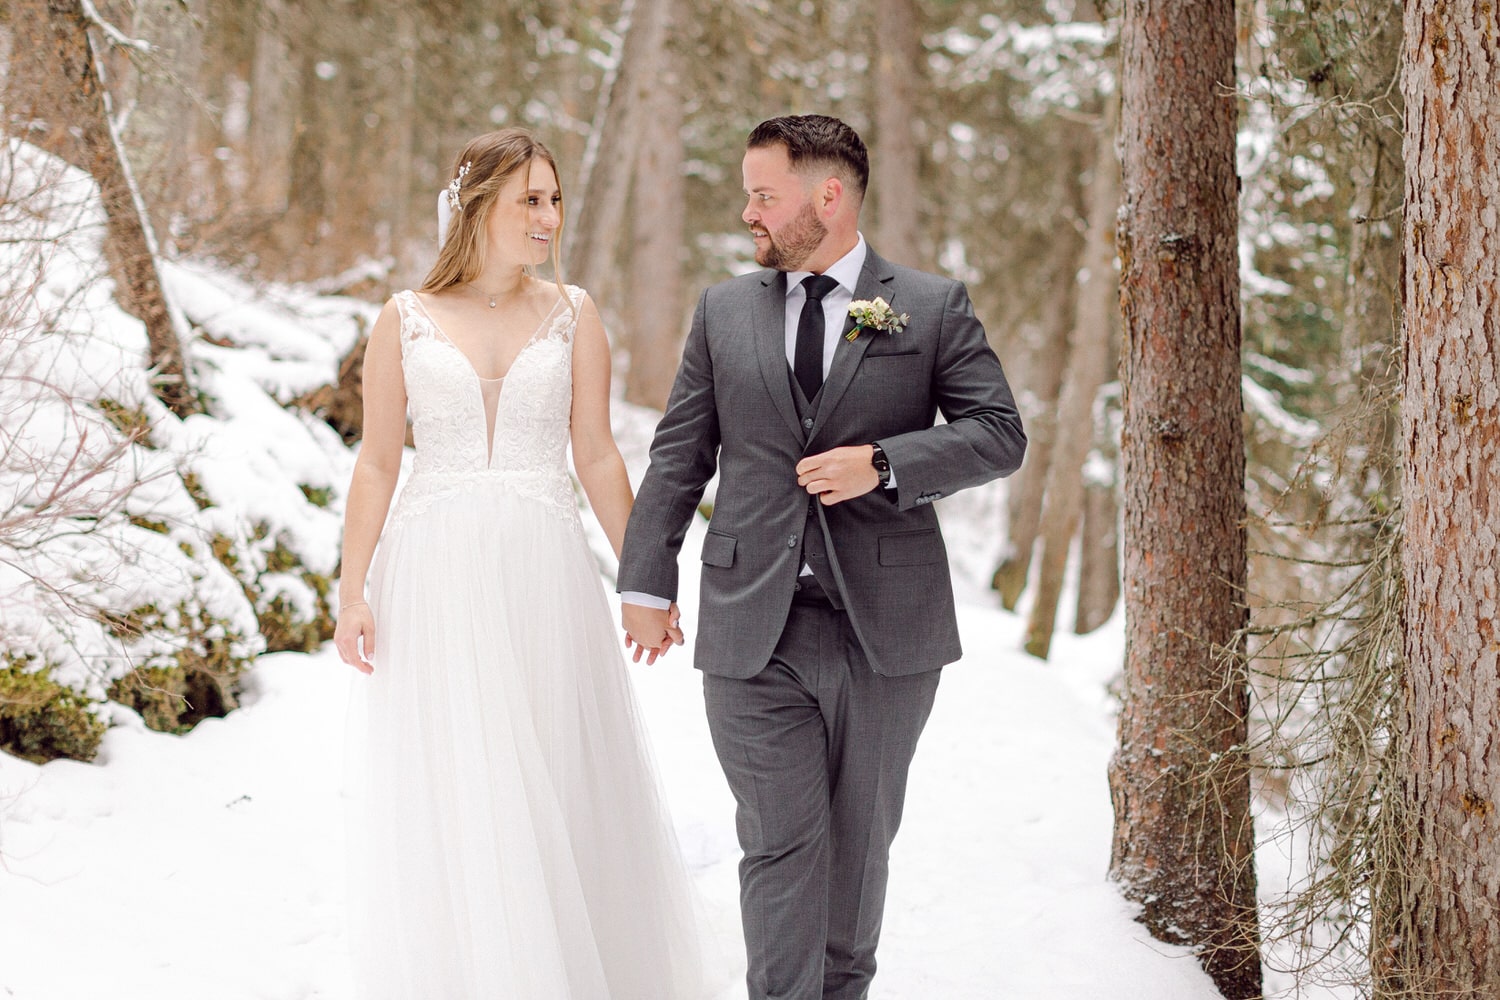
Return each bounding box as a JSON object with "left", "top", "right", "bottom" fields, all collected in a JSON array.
[{"left": 755, "top": 201, "right": 827, "bottom": 271}]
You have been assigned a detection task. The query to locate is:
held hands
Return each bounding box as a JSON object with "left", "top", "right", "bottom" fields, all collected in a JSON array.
[
  {"left": 796, "top": 445, "right": 879, "bottom": 505},
  {"left": 335, "top": 602, "right": 376, "bottom": 674},
  {"left": 622, "top": 602, "right": 685, "bottom": 665}
]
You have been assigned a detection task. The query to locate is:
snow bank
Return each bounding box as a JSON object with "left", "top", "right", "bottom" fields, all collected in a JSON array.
[{"left": 0, "top": 139, "right": 367, "bottom": 760}]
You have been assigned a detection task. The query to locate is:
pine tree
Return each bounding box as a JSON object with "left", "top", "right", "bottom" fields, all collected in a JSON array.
[{"left": 1107, "top": 1, "right": 1260, "bottom": 995}]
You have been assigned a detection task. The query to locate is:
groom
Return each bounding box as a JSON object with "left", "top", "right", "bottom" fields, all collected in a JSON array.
[{"left": 619, "top": 114, "right": 1025, "bottom": 999}]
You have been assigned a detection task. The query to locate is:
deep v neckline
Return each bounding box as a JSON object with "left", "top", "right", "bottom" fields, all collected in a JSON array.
[
  {"left": 408, "top": 289, "right": 564, "bottom": 383},
  {"left": 406, "top": 289, "right": 566, "bottom": 463}
]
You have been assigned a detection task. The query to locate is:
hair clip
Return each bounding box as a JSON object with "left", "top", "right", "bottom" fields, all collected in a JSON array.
[{"left": 445, "top": 161, "right": 471, "bottom": 210}]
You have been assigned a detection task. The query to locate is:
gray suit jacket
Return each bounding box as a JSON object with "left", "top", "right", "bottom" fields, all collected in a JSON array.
[{"left": 618, "top": 247, "right": 1026, "bottom": 678}]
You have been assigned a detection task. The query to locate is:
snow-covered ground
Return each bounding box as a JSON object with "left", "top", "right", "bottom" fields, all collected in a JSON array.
[{"left": 0, "top": 510, "right": 1227, "bottom": 999}]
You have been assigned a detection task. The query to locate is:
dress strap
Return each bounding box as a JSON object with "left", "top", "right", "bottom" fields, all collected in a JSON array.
[
  {"left": 553, "top": 284, "right": 587, "bottom": 345},
  {"left": 391, "top": 289, "right": 436, "bottom": 356}
]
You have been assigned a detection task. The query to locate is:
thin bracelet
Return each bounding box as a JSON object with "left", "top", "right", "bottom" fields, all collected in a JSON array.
[{"left": 339, "top": 600, "right": 369, "bottom": 611}]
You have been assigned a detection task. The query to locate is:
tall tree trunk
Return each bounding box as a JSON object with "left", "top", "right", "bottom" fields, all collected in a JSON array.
[
  {"left": 1106, "top": 3, "right": 1260, "bottom": 997},
  {"left": 388, "top": 5, "right": 420, "bottom": 266},
  {"left": 289, "top": 43, "right": 326, "bottom": 224},
  {"left": 1024, "top": 92, "right": 1120, "bottom": 659},
  {"left": 565, "top": 0, "right": 669, "bottom": 308},
  {"left": 991, "top": 207, "right": 1082, "bottom": 610},
  {"left": 622, "top": 19, "right": 685, "bottom": 411},
  {"left": 1384, "top": 2, "right": 1500, "bottom": 992},
  {"left": 1075, "top": 385, "right": 1120, "bottom": 634},
  {"left": 870, "top": 0, "right": 924, "bottom": 268},
  {"left": 1336, "top": 12, "right": 1404, "bottom": 508},
  {"left": 17, "top": 0, "right": 198, "bottom": 417},
  {"left": 245, "top": 0, "right": 294, "bottom": 223},
  {"left": 185, "top": 1, "right": 239, "bottom": 241}
]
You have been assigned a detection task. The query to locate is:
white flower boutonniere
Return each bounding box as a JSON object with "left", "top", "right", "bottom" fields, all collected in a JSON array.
[{"left": 845, "top": 297, "right": 910, "bottom": 342}]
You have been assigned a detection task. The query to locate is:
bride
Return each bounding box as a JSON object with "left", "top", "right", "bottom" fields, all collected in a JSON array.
[{"left": 334, "top": 128, "right": 709, "bottom": 998}]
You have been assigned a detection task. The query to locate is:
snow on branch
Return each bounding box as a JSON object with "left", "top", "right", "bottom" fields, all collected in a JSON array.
[{"left": 79, "top": 0, "right": 152, "bottom": 54}]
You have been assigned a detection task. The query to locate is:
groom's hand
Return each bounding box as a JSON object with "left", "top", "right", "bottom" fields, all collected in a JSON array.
[
  {"left": 622, "top": 602, "right": 685, "bottom": 665},
  {"left": 797, "top": 445, "right": 879, "bottom": 505}
]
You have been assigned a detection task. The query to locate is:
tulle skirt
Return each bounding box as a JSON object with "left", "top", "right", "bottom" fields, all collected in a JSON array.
[{"left": 345, "top": 481, "right": 710, "bottom": 999}]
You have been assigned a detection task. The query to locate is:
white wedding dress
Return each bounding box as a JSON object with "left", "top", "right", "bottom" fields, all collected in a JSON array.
[{"left": 345, "top": 287, "right": 710, "bottom": 999}]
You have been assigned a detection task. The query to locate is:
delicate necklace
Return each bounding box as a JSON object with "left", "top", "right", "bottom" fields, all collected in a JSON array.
[{"left": 467, "top": 281, "right": 519, "bottom": 309}]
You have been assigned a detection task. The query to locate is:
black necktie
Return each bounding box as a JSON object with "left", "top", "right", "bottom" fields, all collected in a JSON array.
[{"left": 794, "top": 274, "right": 839, "bottom": 403}]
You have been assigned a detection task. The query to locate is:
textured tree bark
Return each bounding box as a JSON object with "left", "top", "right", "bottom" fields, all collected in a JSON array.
[
  {"left": 870, "top": 0, "right": 924, "bottom": 268},
  {"left": 1384, "top": 2, "right": 1500, "bottom": 992},
  {"left": 18, "top": 0, "right": 198, "bottom": 417},
  {"left": 622, "top": 19, "right": 686, "bottom": 412},
  {"left": 1024, "top": 93, "right": 1119, "bottom": 659},
  {"left": 1106, "top": 3, "right": 1260, "bottom": 997}
]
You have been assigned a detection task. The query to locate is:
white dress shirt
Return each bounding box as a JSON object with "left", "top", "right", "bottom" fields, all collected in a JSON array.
[{"left": 784, "top": 235, "right": 867, "bottom": 381}]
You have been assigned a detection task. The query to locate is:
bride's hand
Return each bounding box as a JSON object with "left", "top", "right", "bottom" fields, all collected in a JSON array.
[
  {"left": 622, "top": 603, "right": 682, "bottom": 665},
  {"left": 335, "top": 602, "right": 376, "bottom": 674}
]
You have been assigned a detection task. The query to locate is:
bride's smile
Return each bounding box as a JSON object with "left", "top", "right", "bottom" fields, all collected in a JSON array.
[{"left": 483, "top": 158, "right": 561, "bottom": 270}]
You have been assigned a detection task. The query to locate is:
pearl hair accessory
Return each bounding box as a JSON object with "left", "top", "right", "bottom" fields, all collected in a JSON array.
[
  {"left": 437, "top": 161, "right": 472, "bottom": 244},
  {"left": 445, "top": 161, "right": 471, "bottom": 210}
]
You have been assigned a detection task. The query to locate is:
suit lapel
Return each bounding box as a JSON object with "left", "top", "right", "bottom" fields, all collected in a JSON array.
[
  {"left": 752, "top": 269, "right": 806, "bottom": 442},
  {"left": 810, "top": 249, "right": 898, "bottom": 442}
]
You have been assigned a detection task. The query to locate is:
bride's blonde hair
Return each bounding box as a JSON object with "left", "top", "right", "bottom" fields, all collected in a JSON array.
[{"left": 421, "top": 128, "right": 568, "bottom": 304}]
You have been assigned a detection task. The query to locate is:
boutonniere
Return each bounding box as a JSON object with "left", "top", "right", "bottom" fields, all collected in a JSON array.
[{"left": 845, "top": 297, "right": 910, "bottom": 342}]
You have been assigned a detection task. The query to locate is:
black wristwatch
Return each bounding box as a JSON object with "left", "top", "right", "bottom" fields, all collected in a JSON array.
[{"left": 870, "top": 443, "right": 891, "bottom": 487}]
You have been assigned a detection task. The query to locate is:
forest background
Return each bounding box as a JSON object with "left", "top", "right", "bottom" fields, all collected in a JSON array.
[
  {"left": 7, "top": 0, "right": 1401, "bottom": 638},
  {"left": 5, "top": 0, "right": 1465, "bottom": 995}
]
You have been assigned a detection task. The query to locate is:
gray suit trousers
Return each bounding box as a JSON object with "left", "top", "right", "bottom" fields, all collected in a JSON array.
[{"left": 703, "top": 600, "right": 941, "bottom": 1000}]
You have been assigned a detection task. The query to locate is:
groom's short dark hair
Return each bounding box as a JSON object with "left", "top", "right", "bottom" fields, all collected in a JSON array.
[{"left": 748, "top": 115, "right": 869, "bottom": 200}]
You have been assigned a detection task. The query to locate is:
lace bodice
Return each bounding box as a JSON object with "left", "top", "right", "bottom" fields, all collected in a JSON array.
[{"left": 387, "top": 286, "right": 584, "bottom": 525}]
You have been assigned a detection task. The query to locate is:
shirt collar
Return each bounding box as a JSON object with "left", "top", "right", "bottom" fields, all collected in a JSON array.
[{"left": 786, "top": 234, "right": 867, "bottom": 298}]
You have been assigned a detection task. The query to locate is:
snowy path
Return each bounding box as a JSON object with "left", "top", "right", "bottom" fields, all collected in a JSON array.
[{"left": 0, "top": 566, "right": 1219, "bottom": 999}]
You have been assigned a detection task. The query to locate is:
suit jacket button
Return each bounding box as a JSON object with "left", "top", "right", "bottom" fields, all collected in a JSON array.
[
  {"left": 802, "top": 417, "right": 814, "bottom": 429},
  {"left": 787, "top": 534, "right": 798, "bottom": 548}
]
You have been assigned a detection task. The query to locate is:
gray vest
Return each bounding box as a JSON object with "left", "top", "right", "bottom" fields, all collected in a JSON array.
[{"left": 790, "top": 368, "right": 845, "bottom": 609}]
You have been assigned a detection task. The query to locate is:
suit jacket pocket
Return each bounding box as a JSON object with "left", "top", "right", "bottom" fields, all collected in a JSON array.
[
  {"left": 877, "top": 529, "right": 941, "bottom": 567},
  {"left": 863, "top": 348, "right": 922, "bottom": 360},
  {"left": 702, "top": 530, "right": 737, "bottom": 567}
]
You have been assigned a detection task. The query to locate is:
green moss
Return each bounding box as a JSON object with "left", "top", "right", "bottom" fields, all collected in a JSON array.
[
  {"left": 106, "top": 603, "right": 250, "bottom": 734},
  {"left": 265, "top": 534, "right": 299, "bottom": 574},
  {"left": 210, "top": 532, "right": 239, "bottom": 573},
  {"left": 182, "top": 470, "right": 213, "bottom": 510},
  {"left": 0, "top": 656, "right": 107, "bottom": 763},
  {"left": 108, "top": 666, "right": 193, "bottom": 733},
  {"left": 97, "top": 398, "right": 152, "bottom": 444},
  {"left": 207, "top": 516, "right": 338, "bottom": 657},
  {"left": 298, "top": 484, "right": 333, "bottom": 508},
  {"left": 260, "top": 596, "right": 324, "bottom": 653},
  {"left": 259, "top": 571, "right": 335, "bottom": 654}
]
